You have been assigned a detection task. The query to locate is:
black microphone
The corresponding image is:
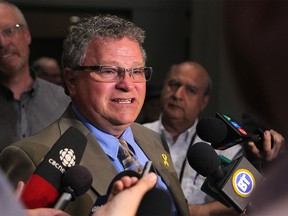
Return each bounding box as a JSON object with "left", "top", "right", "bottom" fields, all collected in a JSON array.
[
  {"left": 137, "top": 161, "right": 173, "bottom": 216},
  {"left": 91, "top": 162, "right": 172, "bottom": 216},
  {"left": 187, "top": 142, "right": 264, "bottom": 213},
  {"left": 21, "top": 126, "right": 87, "bottom": 208},
  {"left": 54, "top": 164, "right": 93, "bottom": 210},
  {"left": 196, "top": 113, "right": 273, "bottom": 151},
  {"left": 196, "top": 116, "right": 227, "bottom": 146}
]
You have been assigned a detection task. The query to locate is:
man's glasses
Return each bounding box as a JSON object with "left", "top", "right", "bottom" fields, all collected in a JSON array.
[
  {"left": 72, "top": 65, "right": 153, "bottom": 83},
  {"left": 0, "top": 24, "right": 24, "bottom": 38}
]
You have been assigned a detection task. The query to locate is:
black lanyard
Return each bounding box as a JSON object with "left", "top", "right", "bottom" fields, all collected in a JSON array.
[{"left": 179, "top": 133, "right": 197, "bottom": 184}]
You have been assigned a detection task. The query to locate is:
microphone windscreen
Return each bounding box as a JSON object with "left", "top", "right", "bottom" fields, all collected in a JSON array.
[
  {"left": 21, "top": 174, "right": 59, "bottom": 209},
  {"left": 136, "top": 187, "right": 173, "bottom": 216},
  {"left": 62, "top": 165, "right": 93, "bottom": 196},
  {"left": 187, "top": 142, "right": 221, "bottom": 177},
  {"left": 196, "top": 117, "right": 227, "bottom": 145},
  {"left": 107, "top": 170, "right": 141, "bottom": 195}
]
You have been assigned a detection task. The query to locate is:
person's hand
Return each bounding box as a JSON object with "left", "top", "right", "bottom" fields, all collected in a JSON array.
[
  {"left": 93, "top": 172, "right": 158, "bottom": 216},
  {"left": 248, "top": 129, "right": 285, "bottom": 161},
  {"left": 15, "top": 181, "right": 25, "bottom": 199}
]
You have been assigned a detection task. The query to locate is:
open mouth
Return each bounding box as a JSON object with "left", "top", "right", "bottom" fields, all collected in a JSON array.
[
  {"left": 0, "top": 52, "right": 14, "bottom": 61},
  {"left": 112, "top": 98, "right": 134, "bottom": 104}
]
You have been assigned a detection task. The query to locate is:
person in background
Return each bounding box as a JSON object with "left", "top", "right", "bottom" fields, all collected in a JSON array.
[
  {"left": 0, "top": 1, "right": 71, "bottom": 151},
  {"left": 0, "top": 13, "right": 190, "bottom": 215},
  {"left": 144, "top": 60, "right": 285, "bottom": 215},
  {"left": 32, "top": 57, "right": 64, "bottom": 86}
]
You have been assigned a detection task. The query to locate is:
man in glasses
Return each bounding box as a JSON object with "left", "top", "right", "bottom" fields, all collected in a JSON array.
[
  {"left": 144, "top": 61, "right": 285, "bottom": 215},
  {"left": 0, "top": 12, "right": 190, "bottom": 216},
  {"left": 0, "top": 1, "right": 71, "bottom": 151}
]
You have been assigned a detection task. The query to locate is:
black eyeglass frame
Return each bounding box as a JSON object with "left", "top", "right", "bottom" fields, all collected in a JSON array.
[{"left": 72, "top": 65, "right": 153, "bottom": 82}]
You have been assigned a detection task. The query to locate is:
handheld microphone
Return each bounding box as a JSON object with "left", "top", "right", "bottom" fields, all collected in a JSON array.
[
  {"left": 21, "top": 126, "right": 87, "bottom": 209},
  {"left": 187, "top": 142, "right": 264, "bottom": 213},
  {"left": 196, "top": 117, "right": 227, "bottom": 147},
  {"left": 196, "top": 113, "right": 273, "bottom": 151},
  {"left": 54, "top": 164, "right": 93, "bottom": 210},
  {"left": 92, "top": 162, "right": 172, "bottom": 216}
]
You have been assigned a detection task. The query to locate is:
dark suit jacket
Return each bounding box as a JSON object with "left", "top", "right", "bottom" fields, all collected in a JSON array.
[{"left": 0, "top": 105, "right": 189, "bottom": 215}]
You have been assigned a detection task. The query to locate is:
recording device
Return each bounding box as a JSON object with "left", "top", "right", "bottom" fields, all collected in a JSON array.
[
  {"left": 93, "top": 161, "right": 172, "bottom": 216},
  {"left": 187, "top": 142, "right": 264, "bottom": 213},
  {"left": 142, "top": 160, "right": 154, "bottom": 177},
  {"left": 196, "top": 112, "right": 274, "bottom": 151},
  {"left": 54, "top": 164, "right": 93, "bottom": 210},
  {"left": 21, "top": 127, "right": 87, "bottom": 208},
  {"left": 138, "top": 161, "right": 172, "bottom": 216}
]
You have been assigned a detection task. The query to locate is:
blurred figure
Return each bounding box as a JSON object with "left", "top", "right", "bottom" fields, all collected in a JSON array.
[
  {"left": 224, "top": 0, "right": 288, "bottom": 139},
  {"left": 0, "top": 1, "right": 70, "bottom": 150},
  {"left": 32, "top": 57, "right": 63, "bottom": 86},
  {"left": 0, "top": 169, "right": 26, "bottom": 216}
]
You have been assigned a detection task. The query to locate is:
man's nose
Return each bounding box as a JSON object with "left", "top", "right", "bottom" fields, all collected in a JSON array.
[
  {"left": 173, "top": 86, "right": 185, "bottom": 99},
  {"left": 0, "top": 34, "right": 8, "bottom": 49}
]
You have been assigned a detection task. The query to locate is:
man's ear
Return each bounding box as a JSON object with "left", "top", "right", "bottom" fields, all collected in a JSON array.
[
  {"left": 64, "top": 68, "right": 76, "bottom": 97},
  {"left": 23, "top": 27, "right": 31, "bottom": 45},
  {"left": 201, "top": 95, "right": 210, "bottom": 111}
]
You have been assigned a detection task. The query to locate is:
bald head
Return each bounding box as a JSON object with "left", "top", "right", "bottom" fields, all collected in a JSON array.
[
  {"left": 0, "top": 1, "right": 27, "bottom": 26},
  {"left": 32, "top": 57, "right": 63, "bottom": 85},
  {"left": 166, "top": 61, "right": 212, "bottom": 96},
  {"left": 161, "top": 61, "right": 211, "bottom": 132}
]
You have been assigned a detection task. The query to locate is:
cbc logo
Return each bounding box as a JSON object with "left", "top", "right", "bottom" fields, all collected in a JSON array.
[
  {"left": 232, "top": 169, "right": 255, "bottom": 197},
  {"left": 59, "top": 148, "right": 76, "bottom": 167}
]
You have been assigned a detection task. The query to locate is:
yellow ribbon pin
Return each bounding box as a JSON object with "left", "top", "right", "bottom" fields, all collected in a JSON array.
[{"left": 162, "top": 154, "right": 169, "bottom": 167}]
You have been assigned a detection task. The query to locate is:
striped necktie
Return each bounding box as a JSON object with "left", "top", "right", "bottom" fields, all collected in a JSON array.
[{"left": 118, "top": 139, "right": 143, "bottom": 174}]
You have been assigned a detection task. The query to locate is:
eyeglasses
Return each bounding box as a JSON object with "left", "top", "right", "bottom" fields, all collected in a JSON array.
[
  {"left": 72, "top": 65, "right": 153, "bottom": 83},
  {"left": 0, "top": 24, "right": 24, "bottom": 38}
]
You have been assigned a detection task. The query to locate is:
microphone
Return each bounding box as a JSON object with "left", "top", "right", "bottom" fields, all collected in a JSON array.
[
  {"left": 54, "top": 164, "right": 93, "bottom": 210},
  {"left": 21, "top": 126, "right": 87, "bottom": 209},
  {"left": 187, "top": 142, "right": 264, "bottom": 213},
  {"left": 196, "top": 113, "right": 273, "bottom": 151},
  {"left": 91, "top": 162, "right": 172, "bottom": 216},
  {"left": 196, "top": 116, "right": 227, "bottom": 146}
]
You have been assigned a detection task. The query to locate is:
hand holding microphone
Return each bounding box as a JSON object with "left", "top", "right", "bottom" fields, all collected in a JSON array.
[
  {"left": 93, "top": 172, "right": 158, "bottom": 216},
  {"left": 196, "top": 113, "right": 274, "bottom": 151},
  {"left": 54, "top": 164, "right": 93, "bottom": 210},
  {"left": 93, "top": 161, "right": 172, "bottom": 216}
]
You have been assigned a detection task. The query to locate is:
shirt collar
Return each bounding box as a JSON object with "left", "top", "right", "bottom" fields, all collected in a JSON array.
[
  {"left": 159, "top": 114, "right": 199, "bottom": 144},
  {"left": 71, "top": 104, "right": 134, "bottom": 160}
]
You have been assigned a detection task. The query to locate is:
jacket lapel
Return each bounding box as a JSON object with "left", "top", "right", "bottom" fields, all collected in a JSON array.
[{"left": 59, "top": 105, "right": 118, "bottom": 196}]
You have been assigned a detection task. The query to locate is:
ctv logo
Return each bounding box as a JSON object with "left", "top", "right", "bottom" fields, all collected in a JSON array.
[{"left": 232, "top": 169, "right": 255, "bottom": 197}]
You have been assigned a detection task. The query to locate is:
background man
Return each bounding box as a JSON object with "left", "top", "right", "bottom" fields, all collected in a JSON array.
[
  {"left": 144, "top": 61, "right": 284, "bottom": 215},
  {"left": 32, "top": 56, "right": 64, "bottom": 86},
  {"left": 0, "top": 1, "right": 70, "bottom": 150}
]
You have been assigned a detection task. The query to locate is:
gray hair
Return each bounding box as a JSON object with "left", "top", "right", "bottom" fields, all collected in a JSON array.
[
  {"left": 62, "top": 14, "right": 146, "bottom": 69},
  {"left": 0, "top": 1, "right": 27, "bottom": 26}
]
